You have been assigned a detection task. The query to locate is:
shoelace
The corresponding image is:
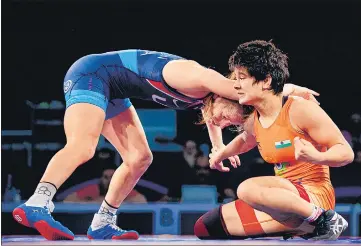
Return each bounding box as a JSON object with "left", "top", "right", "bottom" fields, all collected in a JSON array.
[
  {"left": 34, "top": 203, "right": 62, "bottom": 225},
  {"left": 109, "top": 224, "right": 122, "bottom": 231},
  {"left": 47, "top": 200, "right": 55, "bottom": 213},
  {"left": 101, "top": 214, "right": 122, "bottom": 231},
  {"left": 41, "top": 200, "right": 55, "bottom": 214}
]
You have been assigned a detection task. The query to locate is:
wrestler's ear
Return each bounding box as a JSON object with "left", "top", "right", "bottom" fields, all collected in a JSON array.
[{"left": 262, "top": 75, "right": 272, "bottom": 90}]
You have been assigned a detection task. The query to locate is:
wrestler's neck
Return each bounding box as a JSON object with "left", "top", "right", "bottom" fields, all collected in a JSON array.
[{"left": 254, "top": 93, "right": 283, "bottom": 121}]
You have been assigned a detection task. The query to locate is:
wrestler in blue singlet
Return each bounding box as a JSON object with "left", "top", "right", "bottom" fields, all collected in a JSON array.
[
  {"left": 63, "top": 50, "right": 206, "bottom": 119},
  {"left": 12, "top": 50, "right": 211, "bottom": 242}
]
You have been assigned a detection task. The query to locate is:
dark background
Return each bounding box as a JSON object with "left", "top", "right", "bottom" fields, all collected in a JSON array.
[
  {"left": 3, "top": 0, "right": 361, "bottom": 124},
  {"left": 2, "top": 0, "right": 361, "bottom": 202}
]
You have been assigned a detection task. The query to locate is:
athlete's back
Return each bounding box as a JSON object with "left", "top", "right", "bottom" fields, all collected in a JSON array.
[{"left": 63, "top": 49, "right": 205, "bottom": 119}]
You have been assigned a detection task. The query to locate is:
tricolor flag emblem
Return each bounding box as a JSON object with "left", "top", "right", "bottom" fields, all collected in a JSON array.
[{"left": 275, "top": 140, "right": 292, "bottom": 149}]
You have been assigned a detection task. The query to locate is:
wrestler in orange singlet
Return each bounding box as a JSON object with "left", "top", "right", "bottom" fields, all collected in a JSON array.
[{"left": 195, "top": 40, "right": 353, "bottom": 240}]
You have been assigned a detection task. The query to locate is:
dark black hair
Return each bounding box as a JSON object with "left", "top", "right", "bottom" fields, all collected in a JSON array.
[{"left": 229, "top": 40, "right": 289, "bottom": 95}]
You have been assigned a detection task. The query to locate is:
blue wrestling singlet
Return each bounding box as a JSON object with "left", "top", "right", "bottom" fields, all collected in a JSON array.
[{"left": 63, "top": 50, "right": 206, "bottom": 119}]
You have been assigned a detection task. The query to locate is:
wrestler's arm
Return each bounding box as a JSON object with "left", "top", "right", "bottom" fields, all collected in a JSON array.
[
  {"left": 162, "top": 60, "right": 239, "bottom": 100},
  {"left": 196, "top": 66, "right": 240, "bottom": 100},
  {"left": 205, "top": 116, "right": 241, "bottom": 167},
  {"left": 210, "top": 117, "right": 257, "bottom": 162},
  {"left": 290, "top": 98, "right": 354, "bottom": 167},
  {"left": 205, "top": 119, "right": 224, "bottom": 148},
  {"left": 283, "top": 84, "right": 320, "bottom": 104},
  {"left": 221, "top": 131, "right": 257, "bottom": 158},
  {"left": 223, "top": 117, "right": 257, "bottom": 155},
  {"left": 165, "top": 60, "right": 319, "bottom": 102},
  {"left": 199, "top": 71, "right": 320, "bottom": 102}
]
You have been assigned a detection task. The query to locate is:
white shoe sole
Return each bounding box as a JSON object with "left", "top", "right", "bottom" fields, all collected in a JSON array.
[{"left": 311, "top": 213, "right": 348, "bottom": 240}]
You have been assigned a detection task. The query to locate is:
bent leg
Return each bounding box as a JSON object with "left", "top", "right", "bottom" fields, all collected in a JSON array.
[
  {"left": 86, "top": 105, "right": 151, "bottom": 240},
  {"left": 101, "top": 105, "right": 153, "bottom": 207},
  {"left": 195, "top": 177, "right": 337, "bottom": 240},
  {"left": 13, "top": 54, "right": 111, "bottom": 241},
  {"left": 236, "top": 176, "right": 315, "bottom": 221},
  {"left": 195, "top": 199, "right": 312, "bottom": 239},
  {"left": 13, "top": 103, "right": 105, "bottom": 241},
  {"left": 40, "top": 103, "right": 105, "bottom": 187}
]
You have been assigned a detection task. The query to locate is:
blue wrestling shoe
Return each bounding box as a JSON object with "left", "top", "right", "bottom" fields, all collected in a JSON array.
[
  {"left": 12, "top": 202, "right": 75, "bottom": 240},
  {"left": 87, "top": 213, "right": 139, "bottom": 240}
]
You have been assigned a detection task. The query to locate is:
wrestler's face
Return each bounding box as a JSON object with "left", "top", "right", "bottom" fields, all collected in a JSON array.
[
  {"left": 233, "top": 67, "right": 264, "bottom": 105},
  {"left": 210, "top": 97, "right": 243, "bottom": 129}
]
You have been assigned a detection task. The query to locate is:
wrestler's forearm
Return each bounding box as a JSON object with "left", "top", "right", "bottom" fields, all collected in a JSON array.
[
  {"left": 315, "top": 144, "right": 354, "bottom": 167},
  {"left": 220, "top": 132, "right": 255, "bottom": 159},
  {"left": 199, "top": 68, "right": 239, "bottom": 101},
  {"left": 206, "top": 121, "right": 224, "bottom": 148}
]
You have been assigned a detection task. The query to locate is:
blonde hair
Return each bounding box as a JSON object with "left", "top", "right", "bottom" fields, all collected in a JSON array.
[{"left": 198, "top": 72, "right": 254, "bottom": 125}]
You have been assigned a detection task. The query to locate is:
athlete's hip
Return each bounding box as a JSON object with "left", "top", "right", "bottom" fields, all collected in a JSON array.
[{"left": 288, "top": 179, "right": 335, "bottom": 210}]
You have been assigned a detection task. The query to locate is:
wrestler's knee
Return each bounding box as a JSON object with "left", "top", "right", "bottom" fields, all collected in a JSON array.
[
  {"left": 237, "top": 178, "right": 261, "bottom": 203},
  {"left": 194, "top": 207, "right": 229, "bottom": 239},
  {"left": 64, "top": 139, "right": 98, "bottom": 165},
  {"left": 125, "top": 148, "right": 153, "bottom": 173}
]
